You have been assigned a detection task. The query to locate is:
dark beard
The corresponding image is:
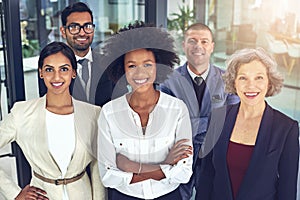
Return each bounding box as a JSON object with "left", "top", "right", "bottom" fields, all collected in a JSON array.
[{"left": 73, "top": 43, "right": 90, "bottom": 52}]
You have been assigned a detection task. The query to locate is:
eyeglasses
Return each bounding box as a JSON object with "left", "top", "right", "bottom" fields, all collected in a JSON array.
[{"left": 64, "top": 23, "right": 95, "bottom": 35}]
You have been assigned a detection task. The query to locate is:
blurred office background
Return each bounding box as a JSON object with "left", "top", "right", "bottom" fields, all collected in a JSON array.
[{"left": 0, "top": 0, "right": 300, "bottom": 199}]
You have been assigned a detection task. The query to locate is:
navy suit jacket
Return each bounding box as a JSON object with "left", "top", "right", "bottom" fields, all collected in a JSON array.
[
  {"left": 161, "top": 63, "right": 239, "bottom": 156},
  {"left": 198, "top": 103, "right": 299, "bottom": 200}
]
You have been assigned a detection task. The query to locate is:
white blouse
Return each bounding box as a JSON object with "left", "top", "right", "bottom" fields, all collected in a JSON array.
[
  {"left": 46, "top": 110, "right": 75, "bottom": 200},
  {"left": 98, "top": 91, "right": 193, "bottom": 199}
]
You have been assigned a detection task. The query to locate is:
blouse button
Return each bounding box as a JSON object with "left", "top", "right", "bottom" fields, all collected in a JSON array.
[
  {"left": 183, "top": 161, "right": 186, "bottom": 164},
  {"left": 120, "top": 143, "right": 123, "bottom": 146}
]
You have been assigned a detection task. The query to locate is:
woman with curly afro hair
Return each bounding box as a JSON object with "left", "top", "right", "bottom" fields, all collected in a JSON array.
[{"left": 97, "top": 21, "right": 193, "bottom": 200}]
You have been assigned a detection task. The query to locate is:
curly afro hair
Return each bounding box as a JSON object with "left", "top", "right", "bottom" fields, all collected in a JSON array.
[{"left": 102, "top": 20, "right": 180, "bottom": 85}]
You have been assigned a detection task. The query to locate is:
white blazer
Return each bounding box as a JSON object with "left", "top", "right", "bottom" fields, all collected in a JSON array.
[{"left": 0, "top": 96, "right": 105, "bottom": 200}]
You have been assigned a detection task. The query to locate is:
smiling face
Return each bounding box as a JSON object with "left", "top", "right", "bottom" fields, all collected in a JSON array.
[
  {"left": 235, "top": 60, "right": 269, "bottom": 107},
  {"left": 39, "top": 52, "right": 76, "bottom": 96},
  {"left": 60, "top": 11, "right": 94, "bottom": 57},
  {"left": 124, "top": 49, "right": 156, "bottom": 93},
  {"left": 183, "top": 29, "right": 214, "bottom": 74}
]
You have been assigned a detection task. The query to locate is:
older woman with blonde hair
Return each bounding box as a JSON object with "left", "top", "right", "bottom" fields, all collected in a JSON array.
[{"left": 198, "top": 47, "right": 299, "bottom": 200}]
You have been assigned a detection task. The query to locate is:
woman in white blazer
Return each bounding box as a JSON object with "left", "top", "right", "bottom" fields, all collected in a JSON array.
[{"left": 0, "top": 42, "right": 105, "bottom": 199}]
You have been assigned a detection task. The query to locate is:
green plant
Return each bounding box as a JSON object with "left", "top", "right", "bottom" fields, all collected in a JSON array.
[
  {"left": 22, "top": 39, "right": 39, "bottom": 58},
  {"left": 167, "top": 1, "right": 195, "bottom": 54},
  {"left": 167, "top": 1, "right": 195, "bottom": 34}
]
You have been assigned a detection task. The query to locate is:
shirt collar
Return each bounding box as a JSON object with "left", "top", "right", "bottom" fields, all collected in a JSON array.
[
  {"left": 187, "top": 63, "right": 210, "bottom": 81},
  {"left": 75, "top": 48, "right": 93, "bottom": 62}
]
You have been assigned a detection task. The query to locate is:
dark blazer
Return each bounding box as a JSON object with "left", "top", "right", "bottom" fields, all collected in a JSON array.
[{"left": 198, "top": 103, "right": 299, "bottom": 200}]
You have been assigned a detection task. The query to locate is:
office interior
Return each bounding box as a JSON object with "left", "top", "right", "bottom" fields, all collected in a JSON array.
[{"left": 0, "top": 0, "right": 300, "bottom": 199}]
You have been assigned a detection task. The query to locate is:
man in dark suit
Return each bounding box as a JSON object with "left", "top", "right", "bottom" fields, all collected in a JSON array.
[
  {"left": 39, "top": 2, "right": 114, "bottom": 106},
  {"left": 161, "top": 23, "right": 239, "bottom": 200}
]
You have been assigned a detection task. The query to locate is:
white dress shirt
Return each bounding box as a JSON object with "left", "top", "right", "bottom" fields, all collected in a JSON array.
[
  {"left": 46, "top": 110, "right": 75, "bottom": 200},
  {"left": 98, "top": 91, "right": 193, "bottom": 199},
  {"left": 187, "top": 63, "right": 210, "bottom": 81}
]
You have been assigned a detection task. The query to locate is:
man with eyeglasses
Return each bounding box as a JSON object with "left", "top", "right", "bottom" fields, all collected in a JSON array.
[{"left": 39, "top": 2, "right": 114, "bottom": 106}]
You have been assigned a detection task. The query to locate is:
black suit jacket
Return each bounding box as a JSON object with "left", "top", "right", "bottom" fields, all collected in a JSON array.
[{"left": 198, "top": 103, "right": 299, "bottom": 200}]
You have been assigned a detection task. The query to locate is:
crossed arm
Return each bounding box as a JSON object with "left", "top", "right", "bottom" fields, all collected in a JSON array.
[{"left": 116, "top": 139, "right": 193, "bottom": 184}]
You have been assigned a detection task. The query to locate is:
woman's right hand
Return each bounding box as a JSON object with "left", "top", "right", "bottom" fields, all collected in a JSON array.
[
  {"left": 15, "top": 185, "right": 48, "bottom": 200},
  {"left": 163, "top": 139, "right": 193, "bottom": 166}
]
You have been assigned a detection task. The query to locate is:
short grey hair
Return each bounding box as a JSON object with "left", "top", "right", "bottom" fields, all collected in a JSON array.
[{"left": 223, "top": 47, "right": 283, "bottom": 97}]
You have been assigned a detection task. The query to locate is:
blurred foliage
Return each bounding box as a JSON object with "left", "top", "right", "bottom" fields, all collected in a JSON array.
[
  {"left": 167, "top": 1, "right": 195, "bottom": 34},
  {"left": 167, "top": 0, "right": 195, "bottom": 55},
  {"left": 22, "top": 39, "right": 39, "bottom": 58}
]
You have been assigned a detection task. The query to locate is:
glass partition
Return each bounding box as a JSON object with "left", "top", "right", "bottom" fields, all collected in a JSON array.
[
  {"left": 167, "top": 0, "right": 300, "bottom": 122},
  {"left": 0, "top": 1, "right": 17, "bottom": 199},
  {"left": 20, "top": 0, "right": 145, "bottom": 101}
]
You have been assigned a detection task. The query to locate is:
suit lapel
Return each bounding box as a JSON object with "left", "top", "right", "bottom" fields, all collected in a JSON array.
[
  {"left": 65, "top": 99, "right": 82, "bottom": 174},
  {"left": 200, "top": 64, "right": 217, "bottom": 116},
  {"left": 35, "top": 96, "right": 63, "bottom": 174},
  {"left": 73, "top": 51, "right": 102, "bottom": 103},
  {"left": 65, "top": 99, "right": 93, "bottom": 175},
  {"left": 179, "top": 64, "right": 200, "bottom": 115},
  {"left": 72, "top": 78, "right": 87, "bottom": 102},
  {"left": 236, "top": 103, "right": 273, "bottom": 199},
  {"left": 89, "top": 52, "right": 102, "bottom": 103},
  {"left": 219, "top": 104, "right": 239, "bottom": 200},
  {"left": 180, "top": 64, "right": 223, "bottom": 117}
]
